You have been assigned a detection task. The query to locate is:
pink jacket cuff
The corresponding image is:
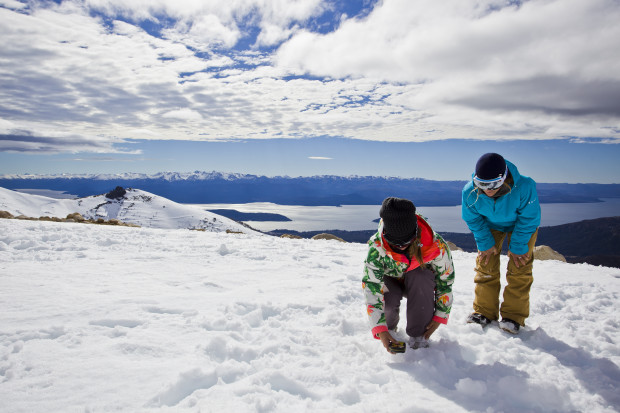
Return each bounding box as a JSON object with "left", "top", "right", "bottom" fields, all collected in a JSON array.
[
  {"left": 371, "top": 325, "right": 388, "bottom": 339},
  {"left": 433, "top": 315, "right": 448, "bottom": 325}
]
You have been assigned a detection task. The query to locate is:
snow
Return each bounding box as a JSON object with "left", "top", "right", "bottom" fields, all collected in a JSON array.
[
  {"left": 0, "top": 187, "right": 255, "bottom": 233},
  {"left": 1, "top": 218, "right": 619, "bottom": 412}
]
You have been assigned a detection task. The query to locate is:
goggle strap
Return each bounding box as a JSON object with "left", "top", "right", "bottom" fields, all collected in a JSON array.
[{"left": 474, "top": 166, "right": 508, "bottom": 183}]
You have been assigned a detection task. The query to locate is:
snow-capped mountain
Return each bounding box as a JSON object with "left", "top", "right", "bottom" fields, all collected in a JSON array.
[
  {"left": 0, "top": 171, "right": 255, "bottom": 181},
  {"left": 0, "top": 186, "right": 257, "bottom": 234}
]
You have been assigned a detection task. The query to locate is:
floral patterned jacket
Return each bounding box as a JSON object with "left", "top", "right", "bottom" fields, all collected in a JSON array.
[{"left": 362, "top": 215, "right": 455, "bottom": 338}]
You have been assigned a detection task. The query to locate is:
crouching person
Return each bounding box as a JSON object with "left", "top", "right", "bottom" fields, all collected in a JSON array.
[{"left": 363, "top": 197, "right": 455, "bottom": 353}]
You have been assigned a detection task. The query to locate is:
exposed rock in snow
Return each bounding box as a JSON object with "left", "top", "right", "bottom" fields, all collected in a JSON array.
[{"left": 534, "top": 245, "right": 567, "bottom": 262}]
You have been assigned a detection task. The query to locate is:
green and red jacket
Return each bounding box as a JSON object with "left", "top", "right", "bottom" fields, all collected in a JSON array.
[{"left": 362, "top": 215, "right": 455, "bottom": 338}]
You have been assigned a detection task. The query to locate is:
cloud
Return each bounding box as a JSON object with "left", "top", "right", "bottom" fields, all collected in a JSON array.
[
  {"left": 71, "top": 156, "right": 142, "bottom": 162},
  {"left": 82, "top": 0, "right": 326, "bottom": 50},
  {"left": 0, "top": 0, "right": 25, "bottom": 9},
  {"left": 451, "top": 76, "right": 620, "bottom": 118},
  {"left": 0, "top": 131, "right": 139, "bottom": 154},
  {"left": 0, "top": 0, "right": 618, "bottom": 156},
  {"left": 308, "top": 156, "right": 332, "bottom": 160},
  {"left": 276, "top": 0, "right": 620, "bottom": 138},
  {"left": 162, "top": 108, "right": 204, "bottom": 121},
  {"left": 255, "top": 23, "right": 294, "bottom": 47}
]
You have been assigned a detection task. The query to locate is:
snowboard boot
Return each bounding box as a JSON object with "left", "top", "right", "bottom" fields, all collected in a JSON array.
[
  {"left": 466, "top": 312, "right": 491, "bottom": 326},
  {"left": 499, "top": 318, "right": 520, "bottom": 334},
  {"left": 409, "top": 336, "right": 430, "bottom": 349}
]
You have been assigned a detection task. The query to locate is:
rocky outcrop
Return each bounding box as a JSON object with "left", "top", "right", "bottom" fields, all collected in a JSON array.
[
  {"left": 446, "top": 241, "right": 462, "bottom": 252},
  {"left": 0, "top": 211, "right": 139, "bottom": 227},
  {"left": 66, "top": 212, "right": 86, "bottom": 222},
  {"left": 311, "top": 233, "right": 346, "bottom": 242},
  {"left": 0, "top": 210, "right": 14, "bottom": 219},
  {"left": 280, "top": 234, "right": 303, "bottom": 239},
  {"left": 534, "top": 245, "right": 566, "bottom": 262},
  {"left": 106, "top": 186, "right": 127, "bottom": 199}
]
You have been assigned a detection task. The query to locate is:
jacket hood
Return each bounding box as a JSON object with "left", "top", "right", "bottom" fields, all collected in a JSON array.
[
  {"left": 377, "top": 219, "right": 388, "bottom": 248},
  {"left": 505, "top": 160, "right": 522, "bottom": 184}
]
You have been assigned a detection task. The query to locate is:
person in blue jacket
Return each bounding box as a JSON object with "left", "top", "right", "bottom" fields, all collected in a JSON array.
[{"left": 462, "top": 153, "right": 541, "bottom": 334}]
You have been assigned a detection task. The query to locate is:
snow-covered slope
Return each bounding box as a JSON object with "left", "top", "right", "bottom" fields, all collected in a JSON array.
[
  {"left": 0, "top": 186, "right": 256, "bottom": 233},
  {"left": 0, "top": 218, "right": 618, "bottom": 412}
]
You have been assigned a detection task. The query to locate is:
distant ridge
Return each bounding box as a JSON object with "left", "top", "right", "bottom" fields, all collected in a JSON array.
[
  {"left": 267, "top": 217, "right": 620, "bottom": 269},
  {"left": 1, "top": 171, "right": 619, "bottom": 206}
]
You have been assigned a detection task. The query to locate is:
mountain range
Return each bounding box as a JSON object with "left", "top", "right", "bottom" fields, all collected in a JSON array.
[{"left": 1, "top": 172, "right": 619, "bottom": 206}]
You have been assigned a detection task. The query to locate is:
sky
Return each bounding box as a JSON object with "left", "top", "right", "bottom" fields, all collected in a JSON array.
[{"left": 1, "top": 0, "right": 620, "bottom": 183}]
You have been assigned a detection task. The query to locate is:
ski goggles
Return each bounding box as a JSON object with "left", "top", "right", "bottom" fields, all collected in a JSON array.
[
  {"left": 473, "top": 167, "right": 508, "bottom": 190},
  {"left": 383, "top": 231, "right": 416, "bottom": 249}
]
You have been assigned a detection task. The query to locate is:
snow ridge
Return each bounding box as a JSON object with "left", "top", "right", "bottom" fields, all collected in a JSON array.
[{"left": 0, "top": 186, "right": 256, "bottom": 234}]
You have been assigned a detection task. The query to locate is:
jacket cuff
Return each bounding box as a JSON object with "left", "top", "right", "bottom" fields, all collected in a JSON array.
[
  {"left": 433, "top": 315, "right": 448, "bottom": 325},
  {"left": 477, "top": 231, "right": 496, "bottom": 252},
  {"left": 508, "top": 245, "right": 529, "bottom": 255},
  {"left": 372, "top": 325, "right": 388, "bottom": 339}
]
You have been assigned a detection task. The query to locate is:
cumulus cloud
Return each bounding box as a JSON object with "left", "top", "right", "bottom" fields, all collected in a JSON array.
[
  {"left": 0, "top": 0, "right": 619, "bottom": 155},
  {"left": 276, "top": 0, "right": 620, "bottom": 138},
  {"left": 255, "top": 23, "right": 294, "bottom": 47},
  {"left": 82, "top": 0, "right": 325, "bottom": 50}
]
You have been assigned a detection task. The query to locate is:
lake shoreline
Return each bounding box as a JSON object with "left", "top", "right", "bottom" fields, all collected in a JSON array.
[{"left": 193, "top": 198, "right": 620, "bottom": 234}]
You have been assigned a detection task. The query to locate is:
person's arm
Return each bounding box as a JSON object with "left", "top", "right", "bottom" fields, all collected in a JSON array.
[
  {"left": 462, "top": 185, "right": 495, "bottom": 252},
  {"left": 366, "top": 251, "right": 406, "bottom": 353},
  {"left": 509, "top": 178, "right": 541, "bottom": 255},
  {"left": 362, "top": 241, "right": 389, "bottom": 339}
]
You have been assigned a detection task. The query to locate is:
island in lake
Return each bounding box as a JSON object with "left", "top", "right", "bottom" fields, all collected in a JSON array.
[{"left": 208, "top": 209, "right": 292, "bottom": 222}]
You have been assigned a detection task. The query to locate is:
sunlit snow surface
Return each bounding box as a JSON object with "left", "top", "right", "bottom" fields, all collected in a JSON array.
[{"left": 1, "top": 219, "right": 619, "bottom": 412}]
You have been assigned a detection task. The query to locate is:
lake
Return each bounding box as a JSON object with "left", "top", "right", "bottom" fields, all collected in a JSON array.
[{"left": 196, "top": 198, "right": 620, "bottom": 233}]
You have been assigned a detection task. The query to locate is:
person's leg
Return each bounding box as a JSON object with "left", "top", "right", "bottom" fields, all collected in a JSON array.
[
  {"left": 383, "top": 276, "right": 404, "bottom": 330},
  {"left": 402, "top": 267, "right": 436, "bottom": 338},
  {"left": 473, "top": 230, "right": 507, "bottom": 321},
  {"left": 501, "top": 230, "right": 538, "bottom": 326}
]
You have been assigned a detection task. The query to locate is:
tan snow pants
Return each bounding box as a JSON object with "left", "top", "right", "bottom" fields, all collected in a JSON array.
[{"left": 473, "top": 229, "right": 538, "bottom": 326}]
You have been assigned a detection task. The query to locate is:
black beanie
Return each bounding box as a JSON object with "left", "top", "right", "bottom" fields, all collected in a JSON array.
[
  {"left": 475, "top": 153, "right": 506, "bottom": 180},
  {"left": 379, "top": 197, "right": 418, "bottom": 244}
]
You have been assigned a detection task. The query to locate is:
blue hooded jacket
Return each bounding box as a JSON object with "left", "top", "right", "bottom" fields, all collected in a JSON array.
[{"left": 461, "top": 160, "right": 541, "bottom": 255}]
